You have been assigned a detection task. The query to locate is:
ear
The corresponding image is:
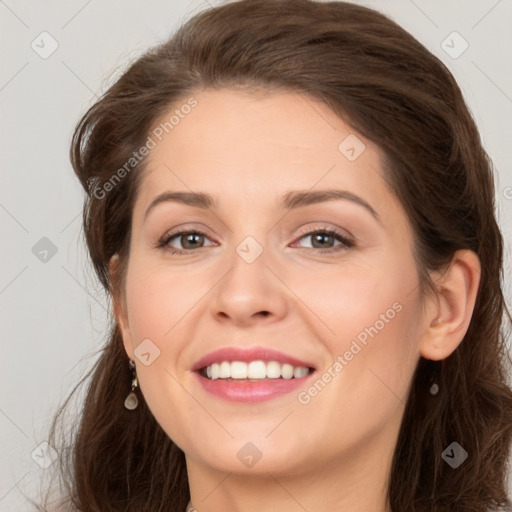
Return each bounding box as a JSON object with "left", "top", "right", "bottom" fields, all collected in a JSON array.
[
  {"left": 109, "top": 254, "right": 135, "bottom": 360},
  {"left": 419, "top": 249, "right": 481, "bottom": 361}
]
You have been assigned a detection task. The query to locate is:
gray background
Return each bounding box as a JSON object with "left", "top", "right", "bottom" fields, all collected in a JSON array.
[{"left": 1, "top": 0, "right": 511, "bottom": 509}]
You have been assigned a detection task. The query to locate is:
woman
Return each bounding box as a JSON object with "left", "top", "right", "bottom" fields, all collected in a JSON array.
[{"left": 36, "top": 0, "right": 512, "bottom": 510}]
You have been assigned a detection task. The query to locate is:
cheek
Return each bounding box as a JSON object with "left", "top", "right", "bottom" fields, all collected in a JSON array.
[
  {"left": 294, "top": 253, "right": 421, "bottom": 403},
  {"left": 123, "top": 259, "right": 205, "bottom": 347},
  {"left": 122, "top": 262, "right": 203, "bottom": 446},
  {"left": 284, "top": 251, "right": 417, "bottom": 343},
  {"left": 324, "top": 279, "right": 421, "bottom": 427},
  {"left": 327, "top": 303, "right": 420, "bottom": 449}
]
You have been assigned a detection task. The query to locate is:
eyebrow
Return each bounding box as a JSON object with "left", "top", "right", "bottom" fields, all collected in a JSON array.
[{"left": 143, "top": 189, "right": 380, "bottom": 223}]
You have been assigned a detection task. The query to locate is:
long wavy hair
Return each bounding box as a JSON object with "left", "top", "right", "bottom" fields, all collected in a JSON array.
[{"left": 32, "top": 1, "right": 512, "bottom": 510}]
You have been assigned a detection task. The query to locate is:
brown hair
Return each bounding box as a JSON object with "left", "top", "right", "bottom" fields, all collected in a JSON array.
[{"left": 33, "top": 1, "right": 512, "bottom": 510}]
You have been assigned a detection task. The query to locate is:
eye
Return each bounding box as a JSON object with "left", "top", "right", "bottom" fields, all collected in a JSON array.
[
  {"left": 293, "top": 227, "right": 354, "bottom": 253},
  {"left": 157, "top": 229, "right": 216, "bottom": 254}
]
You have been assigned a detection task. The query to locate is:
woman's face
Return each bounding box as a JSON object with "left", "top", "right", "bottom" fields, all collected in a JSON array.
[{"left": 115, "top": 88, "right": 429, "bottom": 478}]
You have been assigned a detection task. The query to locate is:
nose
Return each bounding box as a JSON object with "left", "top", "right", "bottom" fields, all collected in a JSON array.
[{"left": 210, "top": 241, "right": 288, "bottom": 328}]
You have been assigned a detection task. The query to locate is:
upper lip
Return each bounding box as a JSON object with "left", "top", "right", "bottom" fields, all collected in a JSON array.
[{"left": 191, "top": 346, "right": 316, "bottom": 372}]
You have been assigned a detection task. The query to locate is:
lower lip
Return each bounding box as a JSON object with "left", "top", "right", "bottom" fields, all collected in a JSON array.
[{"left": 194, "top": 371, "right": 315, "bottom": 403}]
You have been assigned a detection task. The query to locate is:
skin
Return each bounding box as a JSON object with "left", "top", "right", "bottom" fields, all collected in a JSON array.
[{"left": 111, "top": 88, "right": 481, "bottom": 512}]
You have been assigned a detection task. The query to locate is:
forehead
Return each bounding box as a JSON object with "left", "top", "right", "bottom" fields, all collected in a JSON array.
[
  {"left": 133, "top": 88, "right": 394, "bottom": 221},
  {"left": 149, "top": 88, "right": 357, "bottom": 164}
]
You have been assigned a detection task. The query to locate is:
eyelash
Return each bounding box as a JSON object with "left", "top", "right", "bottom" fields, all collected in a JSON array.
[{"left": 156, "top": 226, "right": 355, "bottom": 255}]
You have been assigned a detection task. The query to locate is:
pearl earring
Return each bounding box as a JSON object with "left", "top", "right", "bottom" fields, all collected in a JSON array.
[{"left": 124, "top": 359, "right": 139, "bottom": 410}]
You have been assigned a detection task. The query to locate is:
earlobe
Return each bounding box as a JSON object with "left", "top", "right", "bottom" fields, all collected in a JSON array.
[{"left": 420, "top": 249, "right": 481, "bottom": 361}]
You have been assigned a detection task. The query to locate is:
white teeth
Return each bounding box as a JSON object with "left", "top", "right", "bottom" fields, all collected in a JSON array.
[
  {"left": 248, "top": 360, "right": 266, "bottom": 379},
  {"left": 281, "top": 363, "right": 294, "bottom": 379},
  {"left": 266, "top": 361, "right": 281, "bottom": 378},
  {"left": 230, "top": 361, "right": 247, "bottom": 379},
  {"left": 293, "top": 366, "right": 309, "bottom": 378},
  {"left": 204, "top": 360, "right": 311, "bottom": 380},
  {"left": 219, "top": 361, "right": 231, "bottom": 378}
]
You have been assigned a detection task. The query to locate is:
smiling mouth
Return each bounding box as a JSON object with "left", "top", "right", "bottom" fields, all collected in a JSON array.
[{"left": 198, "top": 360, "right": 316, "bottom": 380}]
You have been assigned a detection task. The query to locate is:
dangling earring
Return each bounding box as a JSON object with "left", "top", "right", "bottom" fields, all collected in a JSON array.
[
  {"left": 124, "top": 359, "right": 139, "bottom": 410},
  {"left": 428, "top": 318, "right": 442, "bottom": 396},
  {"left": 429, "top": 382, "right": 439, "bottom": 395}
]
